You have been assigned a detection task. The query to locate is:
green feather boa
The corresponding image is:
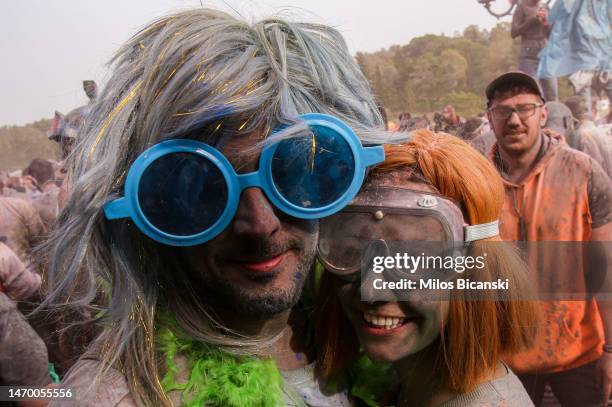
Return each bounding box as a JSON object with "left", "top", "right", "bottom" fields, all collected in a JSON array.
[
  {"left": 349, "top": 355, "right": 397, "bottom": 407},
  {"left": 157, "top": 326, "right": 285, "bottom": 407}
]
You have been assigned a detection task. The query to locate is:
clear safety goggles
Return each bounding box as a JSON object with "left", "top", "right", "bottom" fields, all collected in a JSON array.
[{"left": 317, "top": 186, "right": 499, "bottom": 280}]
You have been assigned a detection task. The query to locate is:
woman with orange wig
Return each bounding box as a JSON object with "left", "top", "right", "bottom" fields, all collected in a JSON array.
[{"left": 315, "top": 130, "right": 539, "bottom": 406}]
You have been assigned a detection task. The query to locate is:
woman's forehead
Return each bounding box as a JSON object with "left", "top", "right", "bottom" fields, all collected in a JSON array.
[{"left": 367, "top": 168, "right": 436, "bottom": 193}]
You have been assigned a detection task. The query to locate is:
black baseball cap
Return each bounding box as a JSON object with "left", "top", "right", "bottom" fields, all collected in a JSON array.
[{"left": 485, "top": 71, "right": 545, "bottom": 104}]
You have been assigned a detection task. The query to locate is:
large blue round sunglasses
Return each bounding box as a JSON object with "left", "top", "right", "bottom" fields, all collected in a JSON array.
[{"left": 103, "top": 113, "right": 384, "bottom": 246}]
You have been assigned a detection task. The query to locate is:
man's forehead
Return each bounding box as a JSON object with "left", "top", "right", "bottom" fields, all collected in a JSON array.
[
  {"left": 491, "top": 92, "right": 541, "bottom": 106},
  {"left": 222, "top": 129, "right": 265, "bottom": 150},
  {"left": 220, "top": 130, "right": 265, "bottom": 172}
]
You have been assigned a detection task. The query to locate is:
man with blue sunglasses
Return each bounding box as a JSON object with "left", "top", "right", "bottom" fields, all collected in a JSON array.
[
  {"left": 102, "top": 112, "right": 381, "bottom": 317},
  {"left": 44, "top": 9, "right": 388, "bottom": 407}
]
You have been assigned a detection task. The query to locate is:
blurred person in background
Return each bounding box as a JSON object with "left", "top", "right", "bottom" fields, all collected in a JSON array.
[
  {"left": 457, "top": 116, "right": 485, "bottom": 142},
  {"left": 511, "top": 0, "right": 558, "bottom": 101},
  {"left": 565, "top": 95, "right": 612, "bottom": 181},
  {"left": 0, "top": 242, "right": 51, "bottom": 407},
  {"left": 433, "top": 105, "right": 464, "bottom": 134}
]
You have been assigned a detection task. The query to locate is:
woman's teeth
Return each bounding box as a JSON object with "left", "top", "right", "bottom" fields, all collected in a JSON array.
[{"left": 363, "top": 311, "right": 406, "bottom": 329}]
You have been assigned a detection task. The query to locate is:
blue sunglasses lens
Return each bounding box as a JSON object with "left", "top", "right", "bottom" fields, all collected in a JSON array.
[
  {"left": 271, "top": 126, "right": 355, "bottom": 209},
  {"left": 138, "top": 152, "right": 228, "bottom": 236}
]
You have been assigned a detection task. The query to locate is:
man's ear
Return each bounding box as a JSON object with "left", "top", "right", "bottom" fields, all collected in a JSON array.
[
  {"left": 486, "top": 109, "right": 495, "bottom": 131},
  {"left": 540, "top": 104, "right": 548, "bottom": 128}
]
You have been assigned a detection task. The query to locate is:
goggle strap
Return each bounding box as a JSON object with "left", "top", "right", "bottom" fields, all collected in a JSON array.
[{"left": 464, "top": 220, "right": 499, "bottom": 242}]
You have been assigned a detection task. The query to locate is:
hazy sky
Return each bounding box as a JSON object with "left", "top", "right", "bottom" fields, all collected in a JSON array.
[{"left": 0, "top": 0, "right": 510, "bottom": 126}]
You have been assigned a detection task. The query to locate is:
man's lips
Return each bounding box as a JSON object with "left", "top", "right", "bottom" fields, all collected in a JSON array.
[
  {"left": 240, "top": 252, "right": 287, "bottom": 272},
  {"left": 504, "top": 130, "right": 526, "bottom": 138}
]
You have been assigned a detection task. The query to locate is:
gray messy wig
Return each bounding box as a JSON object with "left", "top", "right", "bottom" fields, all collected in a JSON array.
[{"left": 39, "top": 8, "right": 397, "bottom": 406}]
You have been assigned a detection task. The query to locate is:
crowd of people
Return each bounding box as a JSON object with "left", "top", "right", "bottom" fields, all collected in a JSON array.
[
  {"left": 0, "top": 81, "right": 90, "bottom": 406},
  {"left": 1, "top": 5, "right": 611, "bottom": 407},
  {"left": 390, "top": 90, "right": 612, "bottom": 174}
]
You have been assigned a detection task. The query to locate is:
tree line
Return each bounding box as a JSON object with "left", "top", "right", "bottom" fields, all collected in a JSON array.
[{"left": 356, "top": 22, "right": 570, "bottom": 119}]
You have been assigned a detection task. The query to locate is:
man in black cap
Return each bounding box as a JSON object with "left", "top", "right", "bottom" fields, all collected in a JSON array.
[{"left": 486, "top": 71, "right": 612, "bottom": 406}]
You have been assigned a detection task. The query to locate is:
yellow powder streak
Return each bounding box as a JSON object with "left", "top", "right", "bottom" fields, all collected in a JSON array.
[
  {"left": 89, "top": 80, "right": 142, "bottom": 160},
  {"left": 262, "top": 124, "right": 271, "bottom": 139},
  {"left": 238, "top": 119, "right": 249, "bottom": 131},
  {"left": 152, "top": 50, "right": 187, "bottom": 103},
  {"left": 173, "top": 111, "right": 195, "bottom": 117},
  {"left": 213, "top": 120, "right": 224, "bottom": 134},
  {"left": 310, "top": 133, "right": 316, "bottom": 173},
  {"left": 196, "top": 68, "right": 209, "bottom": 83},
  {"left": 144, "top": 33, "right": 176, "bottom": 94},
  {"left": 138, "top": 17, "right": 175, "bottom": 39}
]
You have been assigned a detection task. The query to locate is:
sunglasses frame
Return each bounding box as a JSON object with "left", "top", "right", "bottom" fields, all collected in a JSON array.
[{"left": 104, "top": 113, "right": 384, "bottom": 246}]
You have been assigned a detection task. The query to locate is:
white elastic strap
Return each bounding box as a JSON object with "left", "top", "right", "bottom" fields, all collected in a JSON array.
[{"left": 464, "top": 220, "right": 499, "bottom": 242}]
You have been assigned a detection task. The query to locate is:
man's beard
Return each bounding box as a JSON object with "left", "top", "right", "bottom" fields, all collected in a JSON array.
[{"left": 198, "top": 248, "right": 315, "bottom": 317}]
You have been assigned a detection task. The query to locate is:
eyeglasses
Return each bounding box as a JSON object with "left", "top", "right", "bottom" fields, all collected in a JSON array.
[
  {"left": 488, "top": 103, "right": 543, "bottom": 121},
  {"left": 103, "top": 113, "right": 384, "bottom": 246}
]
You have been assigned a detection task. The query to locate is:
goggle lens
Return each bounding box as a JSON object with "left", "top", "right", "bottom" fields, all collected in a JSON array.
[
  {"left": 271, "top": 125, "right": 355, "bottom": 209},
  {"left": 318, "top": 212, "right": 451, "bottom": 275},
  {"left": 138, "top": 152, "right": 228, "bottom": 236}
]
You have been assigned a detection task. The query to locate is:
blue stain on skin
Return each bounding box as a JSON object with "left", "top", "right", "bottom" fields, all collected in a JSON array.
[
  {"left": 293, "top": 272, "right": 303, "bottom": 282},
  {"left": 295, "top": 353, "right": 303, "bottom": 361}
]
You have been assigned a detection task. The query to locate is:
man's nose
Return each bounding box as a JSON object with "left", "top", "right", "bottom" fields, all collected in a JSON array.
[
  {"left": 232, "top": 188, "right": 281, "bottom": 238},
  {"left": 506, "top": 110, "right": 522, "bottom": 126}
]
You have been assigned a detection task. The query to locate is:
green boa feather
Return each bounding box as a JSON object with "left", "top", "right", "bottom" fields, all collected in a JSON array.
[
  {"left": 349, "top": 355, "right": 396, "bottom": 407},
  {"left": 157, "top": 326, "right": 285, "bottom": 407}
]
